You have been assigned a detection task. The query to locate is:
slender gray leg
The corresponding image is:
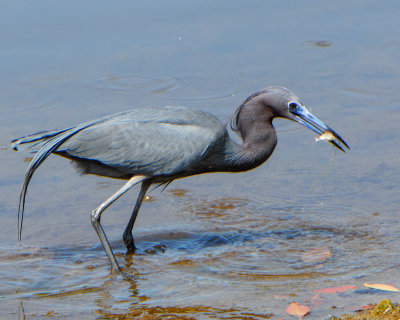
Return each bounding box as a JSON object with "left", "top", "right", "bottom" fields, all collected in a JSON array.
[
  {"left": 90, "top": 175, "right": 148, "bottom": 272},
  {"left": 123, "top": 180, "right": 152, "bottom": 252}
]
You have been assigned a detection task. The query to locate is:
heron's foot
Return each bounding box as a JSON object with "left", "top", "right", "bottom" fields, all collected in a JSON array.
[
  {"left": 110, "top": 264, "right": 136, "bottom": 281},
  {"left": 144, "top": 243, "right": 167, "bottom": 255},
  {"left": 123, "top": 230, "right": 138, "bottom": 253},
  {"left": 124, "top": 239, "right": 137, "bottom": 254},
  {"left": 123, "top": 232, "right": 166, "bottom": 255}
]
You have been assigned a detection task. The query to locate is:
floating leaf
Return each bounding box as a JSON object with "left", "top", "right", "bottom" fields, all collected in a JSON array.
[
  {"left": 315, "top": 285, "right": 358, "bottom": 295},
  {"left": 364, "top": 283, "right": 400, "bottom": 292},
  {"left": 356, "top": 304, "right": 375, "bottom": 311},
  {"left": 311, "top": 285, "right": 358, "bottom": 302},
  {"left": 285, "top": 302, "right": 310, "bottom": 319}
]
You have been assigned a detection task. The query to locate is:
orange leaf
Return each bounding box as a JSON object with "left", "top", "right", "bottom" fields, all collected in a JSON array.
[
  {"left": 357, "top": 304, "right": 375, "bottom": 311},
  {"left": 364, "top": 283, "right": 400, "bottom": 292},
  {"left": 286, "top": 302, "right": 310, "bottom": 319},
  {"left": 315, "top": 285, "right": 358, "bottom": 294},
  {"left": 311, "top": 285, "right": 358, "bottom": 302}
]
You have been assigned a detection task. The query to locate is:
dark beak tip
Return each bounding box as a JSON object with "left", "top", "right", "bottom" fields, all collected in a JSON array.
[
  {"left": 326, "top": 127, "right": 350, "bottom": 152},
  {"left": 329, "top": 140, "right": 345, "bottom": 152}
]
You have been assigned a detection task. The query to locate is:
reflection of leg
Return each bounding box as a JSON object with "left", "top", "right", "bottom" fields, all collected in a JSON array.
[
  {"left": 90, "top": 175, "right": 148, "bottom": 272},
  {"left": 123, "top": 180, "right": 152, "bottom": 252}
]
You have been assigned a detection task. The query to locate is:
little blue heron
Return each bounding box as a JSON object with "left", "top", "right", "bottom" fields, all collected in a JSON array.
[{"left": 12, "top": 86, "right": 349, "bottom": 273}]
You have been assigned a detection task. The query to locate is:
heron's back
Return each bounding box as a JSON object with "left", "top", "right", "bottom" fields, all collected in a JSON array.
[{"left": 13, "top": 106, "right": 226, "bottom": 180}]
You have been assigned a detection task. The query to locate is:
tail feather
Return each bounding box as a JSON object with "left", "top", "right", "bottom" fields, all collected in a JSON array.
[
  {"left": 15, "top": 119, "right": 105, "bottom": 241},
  {"left": 12, "top": 129, "right": 71, "bottom": 152}
]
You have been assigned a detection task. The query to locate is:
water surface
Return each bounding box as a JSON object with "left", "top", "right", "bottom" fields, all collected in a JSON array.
[{"left": 1, "top": 1, "right": 400, "bottom": 319}]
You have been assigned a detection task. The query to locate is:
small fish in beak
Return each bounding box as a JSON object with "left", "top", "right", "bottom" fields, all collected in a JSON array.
[{"left": 315, "top": 130, "right": 349, "bottom": 152}]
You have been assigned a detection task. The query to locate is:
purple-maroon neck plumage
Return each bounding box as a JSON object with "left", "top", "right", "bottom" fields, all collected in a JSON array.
[{"left": 222, "top": 91, "right": 279, "bottom": 172}]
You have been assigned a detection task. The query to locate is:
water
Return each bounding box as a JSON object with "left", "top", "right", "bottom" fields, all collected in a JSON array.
[{"left": 1, "top": 1, "right": 400, "bottom": 319}]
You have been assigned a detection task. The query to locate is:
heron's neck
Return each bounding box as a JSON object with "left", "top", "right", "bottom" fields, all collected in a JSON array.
[
  {"left": 195, "top": 104, "right": 277, "bottom": 174},
  {"left": 217, "top": 99, "right": 277, "bottom": 171},
  {"left": 224, "top": 122, "right": 277, "bottom": 172}
]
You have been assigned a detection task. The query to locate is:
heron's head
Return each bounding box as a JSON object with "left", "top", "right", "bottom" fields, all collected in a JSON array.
[{"left": 239, "top": 86, "right": 350, "bottom": 152}]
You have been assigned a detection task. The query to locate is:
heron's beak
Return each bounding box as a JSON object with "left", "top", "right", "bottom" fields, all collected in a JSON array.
[{"left": 290, "top": 105, "right": 350, "bottom": 152}]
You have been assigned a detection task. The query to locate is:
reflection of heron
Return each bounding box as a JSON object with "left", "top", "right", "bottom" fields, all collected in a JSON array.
[{"left": 12, "top": 86, "right": 349, "bottom": 273}]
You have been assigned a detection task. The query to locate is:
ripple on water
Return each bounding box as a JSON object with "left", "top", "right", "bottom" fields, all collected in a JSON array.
[
  {"left": 0, "top": 245, "right": 113, "bottom": 300},
  {"left": 90, "top": 74, "right": 179, "bottom": 93},
  {"left": 3, "top": 191, "right": 398, "bottom": 318},
  {"left": 124, "top": 192, "right": 396, "bottom": 288},
  {"left": 0, "top": 98, "right": 58, "bottom": 114},
  {"left": 89, "top": 74, "right": 235, "bottom": 102}
]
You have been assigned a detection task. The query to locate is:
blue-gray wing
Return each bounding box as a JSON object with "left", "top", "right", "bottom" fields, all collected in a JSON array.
[{"left": 58, "top": 106, "right": 225, "bottom": 176}]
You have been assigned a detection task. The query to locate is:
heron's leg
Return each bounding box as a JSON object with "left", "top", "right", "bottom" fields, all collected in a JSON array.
[
  {"left": 123, "top": 180, "right": 152, "bottom": 252},
  {"left": 90, "top": 175, "right": 148, "bottom": 273}
]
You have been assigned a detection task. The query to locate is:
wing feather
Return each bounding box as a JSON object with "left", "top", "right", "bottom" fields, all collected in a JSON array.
[{"left": 59, "top": 108, "right": 224, "bottom": 176}]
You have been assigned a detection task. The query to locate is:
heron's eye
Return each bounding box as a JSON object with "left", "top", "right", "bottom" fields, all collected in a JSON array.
[{"left": 288, "top": 102, "right": 299, "bottom": 111}]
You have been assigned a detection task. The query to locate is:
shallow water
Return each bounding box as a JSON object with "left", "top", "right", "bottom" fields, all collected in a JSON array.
[{"left": 1, "top": 1, "right": 400, "bottom": 319}]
